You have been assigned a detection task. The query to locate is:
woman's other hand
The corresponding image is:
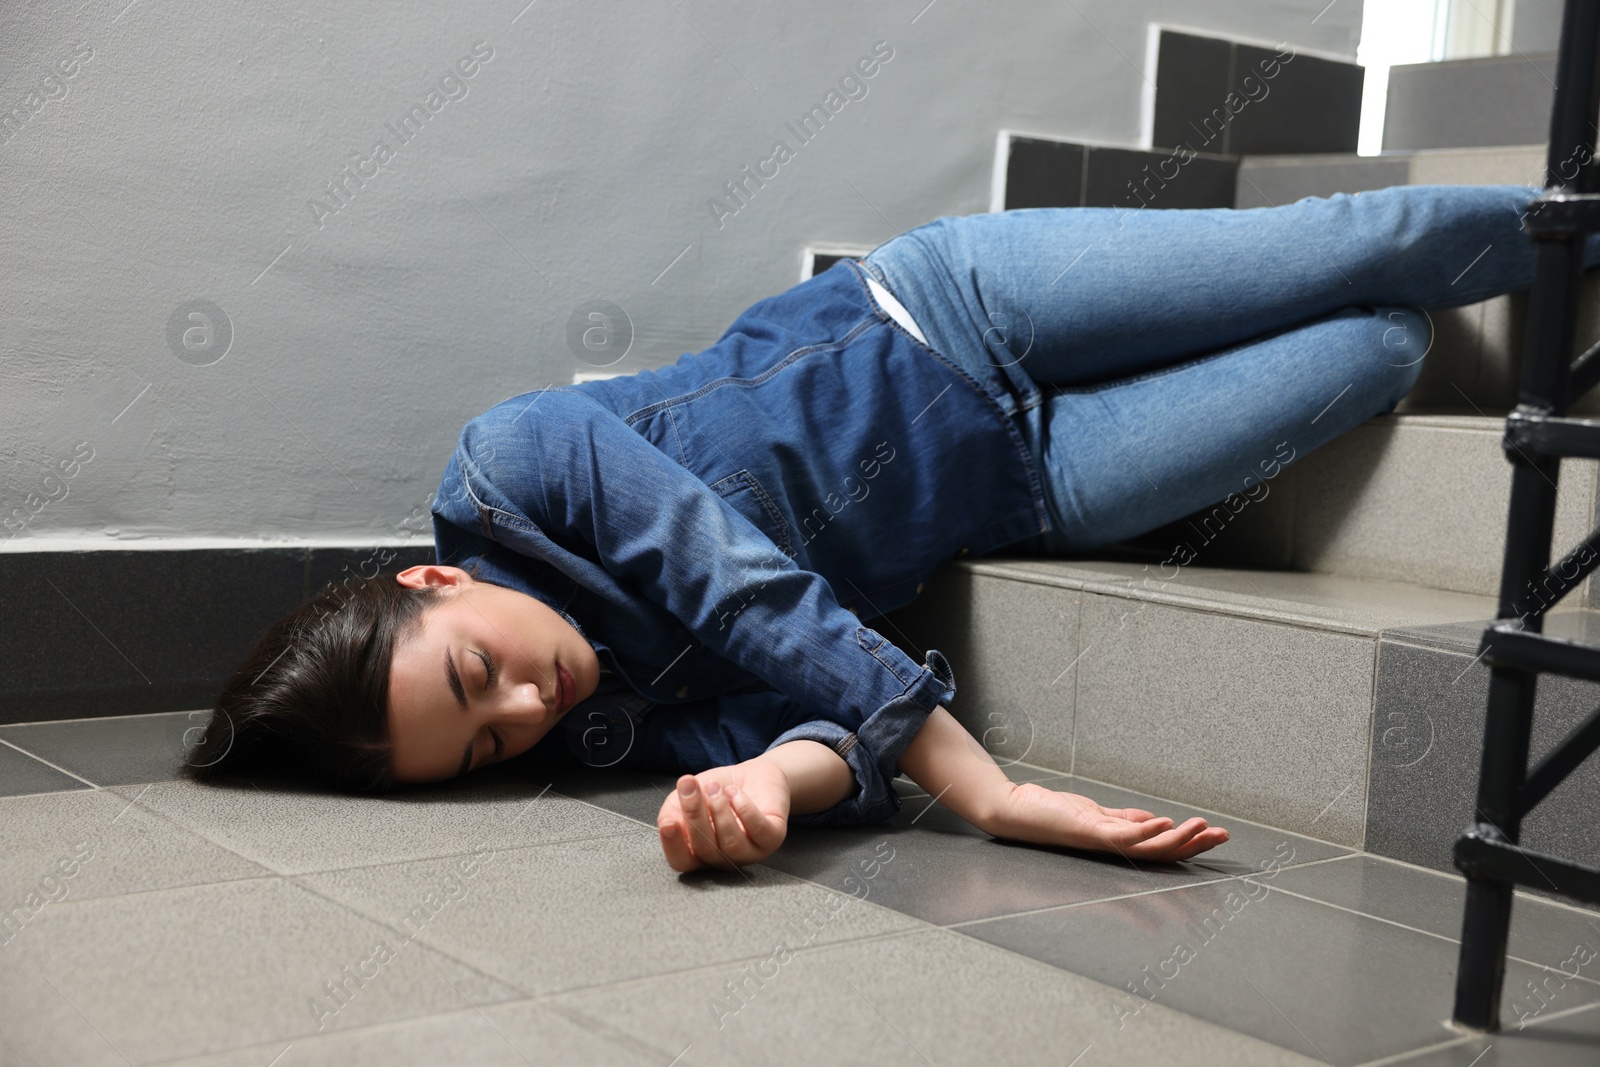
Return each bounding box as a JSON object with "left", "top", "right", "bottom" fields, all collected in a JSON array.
[
  {"left": 657, "top": 760, "right": 791, "bottom": 872},
  {"left": 989, "top": 782, "right": 1230, "bottom": 862}
]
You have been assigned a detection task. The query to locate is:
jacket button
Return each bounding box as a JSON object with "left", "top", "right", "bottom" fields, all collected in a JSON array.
[
  {"left": 957, "top": 546, "right": 969, "bottom": 557},
  {"left": 846, "top": 605, "right": 858, "bottom": 615},
  {"left": 675, "top": 684, "right": 689, "bottom": 698},
  {"left": 915, "top": 582, "right": 925, "bottom": 595}
]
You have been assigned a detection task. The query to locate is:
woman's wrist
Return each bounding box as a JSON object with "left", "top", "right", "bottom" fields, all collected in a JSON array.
[
  {"left": 751, "top": 739, "right": 854, "bottom": 815},
  {"left": 896, "top": 705, "right": 1018, "bottom": 833}
]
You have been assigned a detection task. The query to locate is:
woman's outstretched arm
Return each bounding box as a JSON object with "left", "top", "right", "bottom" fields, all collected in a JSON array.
[
  {"left": 897, "top": 706, "right": 1230, "bottom": 862},
  {"left": 657, "top": 705, "right": 1230, "bottom": 871}
]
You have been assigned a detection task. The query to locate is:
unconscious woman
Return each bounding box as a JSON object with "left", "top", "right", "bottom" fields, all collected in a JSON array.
[{"left": 183, "top": 182, "right": 1585, "bottom": 873}]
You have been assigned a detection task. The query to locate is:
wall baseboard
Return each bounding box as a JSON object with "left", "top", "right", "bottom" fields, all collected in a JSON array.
[{"left": 0, "top": 544, "right": 436, "bottom": 725}]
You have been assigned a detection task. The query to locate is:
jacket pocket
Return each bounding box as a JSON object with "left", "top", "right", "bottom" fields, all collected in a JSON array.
[{"left": 708, "top": 468, "right": 798, "bottom": 562}]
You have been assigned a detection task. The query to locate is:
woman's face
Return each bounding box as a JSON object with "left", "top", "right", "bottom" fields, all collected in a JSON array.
[{"left": 386, "top": 565, "right": 600, "bottom": 784}]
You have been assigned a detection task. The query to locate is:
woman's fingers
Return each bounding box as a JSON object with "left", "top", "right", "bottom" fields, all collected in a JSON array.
[
  {"left": 1162, "top": 827, "right": 1232, "bottom": 861},
  {"left": 674, "top": 775, "right": 728, "bottom": 868},
  {"left": 657, "top": 786, "right": 702, "bottom": 872},
  {"left": 725, "top": 783, "right": 786, "bottom": 856},
  {"left": 1116, "top": 817, "right": 1229, "bottom": 861},
  {"left": 704, "top": 780, "right": 745, "bottom": 862},
  {"left": 658, "top": 818, "right": 701, "bottom": 873}
]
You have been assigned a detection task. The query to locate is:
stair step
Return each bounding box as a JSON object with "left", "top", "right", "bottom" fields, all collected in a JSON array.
[
  {"left": 1383, "top": 52, "right": 1559, "bottom": 152},
  {"left": 879, "top": 557, "right": 1600, "bottom": 879},
  {"left": 1233, "top": 143, "right": 1547, "bottom": 210},
  {"left": 1111, "top": 413, "right": 1600, "bottom": 601},
  {"left": 1232, "top": 145, "right": 1600, "bottom": 417}
]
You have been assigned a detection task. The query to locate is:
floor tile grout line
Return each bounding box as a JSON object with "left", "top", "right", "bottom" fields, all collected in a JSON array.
[
  {"left": 94, "top": 781, "right": 296, "bottom": 875},
  {"left": 264, "top": 817, "right": 941, "bottom": 1004},
  {"left": 43, "top": 871, "right": 283, "bottom": 910},
  {"left": 0, "top": 736, "right": 102, "bottom": 790},
  {"left": 1350, "top": 998, "right": 1600, "bottom": 1066},
  {"left": 38, "top": 785, "right": 655, "bottom": 904},
  {"left": 129, "top": 996, "right": 604, "bottom": 1067},
  {"left": 0, "top": 783, "right": 101, "bottom": 801},
  {"left": 130, "top": 926, "right": 934, "bottom": 1067},
  {"left": 1236, "top": 878, "right": 1600, "bottom": 991},
  {"left": 538, "top": 925, "right": 936, "bottom": 1004},
  {"left": 1348, "top": 1033, "right": 1475, "bottom": 1067},
  {"left": 286, "top": 868, "right": 937, "bottom": 1012},
  {"left": 0, "top": 707, "right": 207, "bottom": 729},
  {"left": 281, "top": 825, "right": 653, "bottom": 880},
  {"left": 928, "top": 914, "right": 1336, "bottom": 1062},
  {"left": 937, "top": 852, "right": 1357, "bottom": 932},
  {"left": 278, "top": 870, "right": 555, "bottom": 1003}
]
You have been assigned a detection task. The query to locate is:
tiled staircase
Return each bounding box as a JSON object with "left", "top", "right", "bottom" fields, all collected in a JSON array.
[{"left": 877, "top": 30, "right": 1600, "bottom": 895}]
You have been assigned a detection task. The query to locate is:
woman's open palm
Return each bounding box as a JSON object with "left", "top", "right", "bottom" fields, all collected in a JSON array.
[
  {"left": 996, "top": 782, "right": 1230, "bottom": 862},
  {"left": 657, "top": 761, "right": 791, "bottom": 873}
]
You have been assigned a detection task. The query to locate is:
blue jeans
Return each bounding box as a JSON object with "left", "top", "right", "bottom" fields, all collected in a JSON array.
[{"left": 860, "top": 183, "right": 1600, "bottom": 555}]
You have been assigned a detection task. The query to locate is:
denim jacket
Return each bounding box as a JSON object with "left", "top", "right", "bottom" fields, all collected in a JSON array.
[{"left": 429, "top": 258, "right": 1050, "bottom": 826}]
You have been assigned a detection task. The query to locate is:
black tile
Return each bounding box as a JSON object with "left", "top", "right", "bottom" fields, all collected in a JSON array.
[
  {"left": 1083, "top": 145, "right": 1238, "bottom": 210},
  {"left": 1366, "top": 635, "right": 1600, "bottom": 907},
  {"left": 0, "top": 545, "right": 443, "bottom": 725},
  {"left": 1229, "top": 44, "right": 1362, "bottom": 155},
  {"left": 306, "top": 543, "right": 437, "bottom": 602},
  {"left": 0, "top": 549, "right": 306, "bottom": 724},
  {"left": 0, "top": 741, "right": 90, "bottom": 796},
  {"left": 809, "top": 253, "right": 850, "bottom": 277},
  {"left": 1153, "top": 31, "right": 1235, "bottom": 155},
  {"left": 962, "top": 876, "right": 1600, "bottom": 1063},
  {"left": 1004, "top": 137, "right": 1085, "bottom": 209},
  {"left": 0, "top": 710, "right": 204, "bottom": 787}
]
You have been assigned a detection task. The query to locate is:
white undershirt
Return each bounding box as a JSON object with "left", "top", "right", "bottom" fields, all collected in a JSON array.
[{"left": 864, "top": 274, "right": 929, "bottom": 345}]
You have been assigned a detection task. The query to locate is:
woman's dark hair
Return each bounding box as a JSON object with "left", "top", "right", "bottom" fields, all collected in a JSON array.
[{"left": 182, "top": 561, "right": 484, "bottom": 793}]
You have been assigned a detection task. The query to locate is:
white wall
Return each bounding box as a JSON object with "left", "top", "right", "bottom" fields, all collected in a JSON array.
[{"left": 0, "top": 0, "right": 1359, "bottom": 550}]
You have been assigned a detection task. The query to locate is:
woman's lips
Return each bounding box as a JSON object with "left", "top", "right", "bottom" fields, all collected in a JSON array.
[{"left": 557, "top": 664, "right": 574, "bottom": 715}]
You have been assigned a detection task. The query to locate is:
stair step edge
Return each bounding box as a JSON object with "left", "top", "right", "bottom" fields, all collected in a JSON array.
[{"left": 951, "top": 556, "right": 1506, "bottom": 637}]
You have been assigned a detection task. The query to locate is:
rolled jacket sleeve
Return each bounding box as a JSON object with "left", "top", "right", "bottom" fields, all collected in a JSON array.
[{"left": 448, "top": 388, "right": 957, "bottom": 825}]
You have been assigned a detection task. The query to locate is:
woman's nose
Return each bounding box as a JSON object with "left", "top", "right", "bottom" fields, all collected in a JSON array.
[{"left": 498, "top": 677, "right": 553, "bottom": 720}]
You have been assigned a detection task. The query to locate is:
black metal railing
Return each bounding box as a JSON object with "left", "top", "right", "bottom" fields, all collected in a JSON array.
[{"left": 1452, "top": 0, "right": 1600, "bottom": 1033}]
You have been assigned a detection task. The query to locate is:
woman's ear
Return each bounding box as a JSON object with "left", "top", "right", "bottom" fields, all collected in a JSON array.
[{"left": 394, "top": 564, "right": 474, "bottom": 590}]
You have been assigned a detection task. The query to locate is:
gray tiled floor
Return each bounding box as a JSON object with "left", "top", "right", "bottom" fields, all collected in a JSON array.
[{"left": 2, "top": 710, "right": 1598, "bottom": 1065}]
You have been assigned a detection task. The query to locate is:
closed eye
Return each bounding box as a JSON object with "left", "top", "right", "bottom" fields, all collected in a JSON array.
[
  {"left": 471, "top": 647, "right": 497, "bottom": 686},
  {"left": 471, "top": 649, "right": 502, "bottom": 761}
]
